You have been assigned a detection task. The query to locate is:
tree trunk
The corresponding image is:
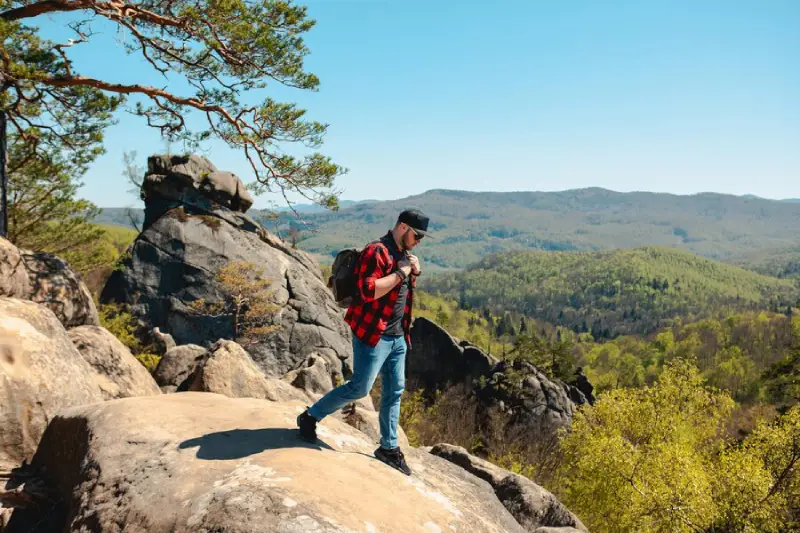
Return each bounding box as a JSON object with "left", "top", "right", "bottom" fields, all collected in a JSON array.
[{"left": 0, "top": 109, "right": 7, "bottom": 238}]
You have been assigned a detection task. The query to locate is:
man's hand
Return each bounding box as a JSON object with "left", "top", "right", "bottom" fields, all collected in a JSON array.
[
  {"left": 407, "top": 254, "right": 421, "bottom": 276},
  {"left": 397, "top": 257, "right": 413, "bottom": 277}
]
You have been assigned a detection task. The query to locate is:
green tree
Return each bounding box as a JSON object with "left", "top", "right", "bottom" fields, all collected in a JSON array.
[
  {"left": 559, "top": 360, "right": 734, "bottom": 532},
  {"left": 1, "top": 3, "right": 122, "bottom": 265},
  {"left": 188, "top": 261, "right": 280, "bottom": 344},
  {"left": 558, "top": 359, "right": 800, "bottom": 532},
  {"left": 1, "top": 0, "right": 345, "bottom": 209},
  {"left": 7, "top": 150, "right": 113, "bottom": 271}
]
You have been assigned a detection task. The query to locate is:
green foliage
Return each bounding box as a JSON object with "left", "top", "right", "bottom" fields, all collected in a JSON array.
[
  {"left": 188, "top": 262, "right": 280, "bottom": 344},
  {"left": 573, "top": 313, "right": 799, "bottom": 406},
  {"left": 734, "top": 246, "right": 800, "bottom": 280},
  {"left": 426, "top": 247, "right": 797, "bottom": 338},
  {"left": 80, "top": 224, "right": 138, "bottom": 295},
  {"left": 2, "top": 0, "right": 344, "bottom": 207},
  {"left": 97, "top": 303, "right": 160, "bottom": 372},
  {"left": 558, "top": 360, "right": 800, "bottom": 532},
  {"left": 509, "top": 333, "right": 575, "bottom": 382}
]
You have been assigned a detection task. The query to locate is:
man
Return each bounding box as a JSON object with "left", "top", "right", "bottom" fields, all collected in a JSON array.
[{"left": 296, "top": 208, "right": 431, "bottom": 476}]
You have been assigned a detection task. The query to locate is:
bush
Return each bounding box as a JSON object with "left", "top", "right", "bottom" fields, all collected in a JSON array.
[{"left": 98, "top": 303, "right": 160, "bottom": 372}]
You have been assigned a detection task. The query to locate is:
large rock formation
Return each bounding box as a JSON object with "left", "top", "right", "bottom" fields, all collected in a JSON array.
[
  {"left": 141, "top": 153, "right": 254, "bottom": 226},
  {"left": 430, "top": 444, "right": 587, "bottom": 532},
  {"left": 101, "top": 154, "right": 352, "bottom": 382},
  {"left": 409, "top": 318, "right": 586, "bottom": 437},
  {"left": 68, "top": 325, "right": 161, "bottom": 400},
  {"left": 0, "top": 239, "right": 98, "bottom": 329},
  {"left": 0, "top": 298, "right": 103, "bottom": 469},
  {"left": 8, "top": 393, "right": 529, "bottom": 533},
  {"left": 408, "top": 317, "right": 497, "bottom": 394}
]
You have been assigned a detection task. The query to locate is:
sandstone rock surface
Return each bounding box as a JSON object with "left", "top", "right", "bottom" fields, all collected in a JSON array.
[
  {"left": 430, "top": 444, "right": 587, "bottom": 532},
  {"left": 0, "top": 298, "right": 103, "bottom": 468},
  {"left": 8, "top": 393, "right": 527, "bottom": 533},
  {"left": 68, "top": 325, "right": 161, "bottom": 400}
]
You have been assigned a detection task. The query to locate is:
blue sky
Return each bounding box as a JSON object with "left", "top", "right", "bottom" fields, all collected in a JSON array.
[{"left": 36, "top": 0, "right": 800, "bottom": 208}]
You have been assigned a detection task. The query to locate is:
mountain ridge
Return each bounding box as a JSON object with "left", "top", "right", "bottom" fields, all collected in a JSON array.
[{"left": 94, "top": 187, "right": 800, "bottom": 270}]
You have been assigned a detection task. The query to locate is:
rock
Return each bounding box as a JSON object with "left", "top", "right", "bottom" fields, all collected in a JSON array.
[
  {"left": 153, "top": 344, "right": 207, "bottom": 389},
  {"left": 8, "top": 393, "right": 527, "bottom": 533},
  {"left": 408, "top": 317, "right": 497, "bottom": 394},
  {"left": 430, "top": 444, "right": 587, "bottom": 532},
  {"left": 283, "top": 353, "right": 336, "bottom": 396},
  {"left": 187, "top": 340, "right": 311, "bottom": 403},
  {"left": 141, "top": 154, "right": 254, "bottom": 225},
  {"left": 0, "top": 298, "right": 103, "bottom": 467},
  {"left": 68, "top": 325, "right": 161, "bottom": 400},
  {"left": 101, "top": 156, "right": 352, "bottom": 382},
  {"left": 152, "top": 326, "right": 177, "bottom": 354},
  {"left": 19, "top": 250, "right": 99, "bottom": 328},
  {"left": 0, "top": 238, "right": 30, "bottom": 298},
  {"left": 411, "top": 318, "right": 577, "bottom": 439},
  {"left": 337, "top": 402, "right": 409, "bottom": 448}
]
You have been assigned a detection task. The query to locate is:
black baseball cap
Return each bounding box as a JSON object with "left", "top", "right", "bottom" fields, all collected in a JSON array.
[{"left": 397, "top": 208, "right": 433, "bottom": 237}]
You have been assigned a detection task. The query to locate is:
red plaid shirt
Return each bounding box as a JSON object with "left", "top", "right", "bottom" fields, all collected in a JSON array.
[{"left": 345, "top": 232, "right": 415, "bottom": 347}]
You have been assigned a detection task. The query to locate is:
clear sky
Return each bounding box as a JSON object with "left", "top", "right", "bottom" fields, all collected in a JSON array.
[{"left": 35, "top": 0, "right": 800, "bottom": 208}]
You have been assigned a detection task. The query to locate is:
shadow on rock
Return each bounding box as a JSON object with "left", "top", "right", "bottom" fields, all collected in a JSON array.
[{"left": 178, "top": 428, "right": 334, "bottom": 460}]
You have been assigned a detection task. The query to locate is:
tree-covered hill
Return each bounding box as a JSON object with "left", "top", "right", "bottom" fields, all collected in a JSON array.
[
  {"left": 97, "top": 188, "right": 800, "bottom": 269},
  {"left": 422, "top": 247, "right": 798, "bottom": 338},
  {"left": 733, "top": 246, "right": 800, "bottom": 280}
]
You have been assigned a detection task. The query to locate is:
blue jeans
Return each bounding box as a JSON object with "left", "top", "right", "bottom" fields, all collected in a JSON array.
[{"left": 308, "top": 334, "right": 407, "bottom": 449}]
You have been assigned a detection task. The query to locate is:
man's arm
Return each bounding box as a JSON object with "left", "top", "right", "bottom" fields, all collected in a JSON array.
[{"left": 357, "top": 245, "right": 412, "bottom": 302}]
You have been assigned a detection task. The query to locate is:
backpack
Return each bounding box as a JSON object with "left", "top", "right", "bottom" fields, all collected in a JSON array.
[{"left": 328, "top": 247, "right": 362, "bottom": 308}]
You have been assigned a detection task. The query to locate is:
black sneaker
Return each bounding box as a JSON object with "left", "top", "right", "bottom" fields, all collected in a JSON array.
[
  {"left": 296, "top": 409, "right": 318, "bottom": 442},
  {"left": 374, "top": 446, "right": 412, "bottom": 476}
]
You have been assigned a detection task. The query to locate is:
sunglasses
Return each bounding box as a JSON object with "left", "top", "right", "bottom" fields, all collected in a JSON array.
[{"left": 408, "top": 228, "right": 424, "bottom": 241}]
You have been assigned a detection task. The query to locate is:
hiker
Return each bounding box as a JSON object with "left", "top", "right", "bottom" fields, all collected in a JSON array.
[{"left": 297, "top": 208, "right": 431, "bottom": 476}]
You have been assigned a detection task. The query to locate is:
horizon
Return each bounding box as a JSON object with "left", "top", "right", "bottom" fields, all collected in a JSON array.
[
  {"left": 31, "top": 1, "right": 800, "bottom": 208},
  {"left": 96, "top": 185, "right": 800, "bottom": 209}
]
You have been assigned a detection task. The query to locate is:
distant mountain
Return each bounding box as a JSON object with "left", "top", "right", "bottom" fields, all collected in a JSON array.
[
  {"left": 422, "top": 247, "right": 798, "bottom": 338},
  {"left": 742, "top": 194, "right": 800, "bottom": 204},
  {"left": 97, "top": 188, "right": 800, "bottom": 270},
  {"left": 285, "top": 188, "right": 800, "bottom": 269},
  {"left": 94, "top": 200, "right": 375, "bottom": 228}
]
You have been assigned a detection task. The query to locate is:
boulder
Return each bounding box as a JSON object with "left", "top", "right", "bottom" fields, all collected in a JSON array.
[
  {"left": 141, "top": 154, "right": 254, "bottom": 225},
  {"left": 68, "top": 325, "right": 161, "bottom": 400},
  {"left": 430, "top": 444, "right": 587, "bottom": 532},
  {"left": 152, "top": 326, "right": 177, "bottom": 354},
  {"left": 0, "top": 238, "right": 98, "bottom": 329},
  {"left": 0, "top": 298, "right": 103, "bottom": 468},
  {"left": 283, "top": 352, "right": 337, "bottom": 396},
  {"left": 8, "top": 393, "right": 527, "bottom": 533},
  {"left": 337, "top": 402, "right": 409, "bottom": 449},
  {"left": 187, "top": 340, "right": 311, "bottom": 404},
  {"left": 0, "top": 238, "right": 30, "bottom": 298},
  {"left": 19, "top": 250, "right": 99, "bottom": 328},
  {"left": 101, "top": 155, "right": 352, "bottom": 383},
  {"left": 153, "top": 343, "right": 207, "bottom": 389},
  {"left": 408, "top": 317, "right": 497, "bottom": 394}
]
